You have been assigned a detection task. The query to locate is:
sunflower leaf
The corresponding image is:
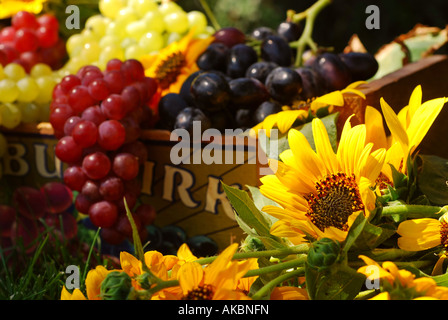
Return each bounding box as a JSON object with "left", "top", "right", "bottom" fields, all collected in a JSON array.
[
  {"left": 417, "top": 155, "right": 448, "bottom": 206},
  {"left": 222, "top": 182, "right": 283, "bottom": 249},
  {"left": 296, "top": 112, "right": 339, "bottom": 153}
]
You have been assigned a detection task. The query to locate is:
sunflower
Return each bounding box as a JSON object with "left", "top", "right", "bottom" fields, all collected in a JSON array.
[
  {"left": 397, "top": 212, "right": 448, "bottom": 252},
  {"left": 357, "top": 255, "right": 448, "bottom": 300},
  {"left": 0, "top": 0, "right": 46, "bottom": 19},
  {"left": 177, "top": 243, "right": 254, "bottom": 300},
  {"left": 140, "top": 29, "right": 214, "bottom": 99},
  {"left": 251, "top": 81, "right": 366, "bottom": 137},
  {"left": 366, "top": 85, "right": 447, "bottom": 182},
  {"left": 260, "top": 116, "right": 386, "bottom": 243}
]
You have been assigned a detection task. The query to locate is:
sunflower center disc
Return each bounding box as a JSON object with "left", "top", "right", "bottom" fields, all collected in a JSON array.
[
  {"left": 183, "top": 284, "right": 215, "bottom": 300},
  {"left": 440, "top": 223, "right": 448, "bottom": 248},
  {"left": 154, "top": 51, "right": 187, "bottom": 89},
  {"left": 306, "top": 172, "right": 364, "bottom": 232}
]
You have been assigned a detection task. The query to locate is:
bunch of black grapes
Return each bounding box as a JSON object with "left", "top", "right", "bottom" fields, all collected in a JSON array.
[{"left": 157, "top": 22, "right": 378, "bottom": 134}]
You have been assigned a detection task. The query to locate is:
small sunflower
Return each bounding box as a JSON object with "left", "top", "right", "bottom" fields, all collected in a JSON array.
[
  {"left": 397, "top": 212, "right": 448, "bottom": 252},
  {"left": 366, "top": 85, "right": 447, "bottom": 182},
  {"left": 0, "top": 0, "right": 46, "bottom": 19},
  {"left": 177, "top": 243, "right": 254, "bottom": 300},
  {"left": 260, "top": 116, "right": 386, "bottom": 243},
  {"left": 140, "top": 29, "right": 213, "bottom": 98},
  {"left": 357, "top": 255, "right": 448, "bottom": 300}
]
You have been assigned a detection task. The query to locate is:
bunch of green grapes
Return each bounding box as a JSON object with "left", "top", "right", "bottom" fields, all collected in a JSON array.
[
  {"left": 63, "top": 0, "right": 213, "bottom": 74},
  {"left": 0, "top": 62, "right": 59, "bottom": 128}
]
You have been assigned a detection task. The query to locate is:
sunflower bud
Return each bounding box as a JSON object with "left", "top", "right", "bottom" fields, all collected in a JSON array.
[
  {"left": 100, "top": 271, "right": 132, "bottom": 300},
  {"left": 307, "top": 238, "right": 341, "bottom": 271},
  {"left": 241, "top": 235, "right": 265, "bottom": 252}
]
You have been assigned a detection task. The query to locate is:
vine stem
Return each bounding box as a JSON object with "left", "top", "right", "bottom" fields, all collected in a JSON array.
[
  {"left": 381, "top": 204, "right": 447, "bottom": 219},
  {"left": 194, "top": 244, "right": 310, "bottom": 265},
  {"left": 290, "top": 0, "right": 332, "bottom": 67},
  {"left": 251, "top": 268, "right": 305, "bottom": 300}
]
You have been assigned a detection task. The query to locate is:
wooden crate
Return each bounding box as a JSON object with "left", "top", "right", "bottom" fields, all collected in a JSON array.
[
  {"left": 1, "top": 55, "right": 447, "bottom": 250},
  {"left": 341, "top": 54, "right": 448, "bottom": 158}
]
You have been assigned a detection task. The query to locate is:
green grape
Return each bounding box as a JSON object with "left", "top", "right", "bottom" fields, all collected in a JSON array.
[
  {"left": 17, "top": 102, "right": 39, "bottom": 123},
  {"left": 36, "top": 102, "right": 50, "bottom": 122},
  {"left": 65, "top": 55, "right": 89, "bottom": 74},
  {"left": 99, "top": 0, "right": 126, "bottom": 19},
  {"left": 0, "top": 79, "right": 19, "bottom": 103},
  {"left": 34, "top": 76, "right": 56, "bottom": 104},
  {"left": 116, "top": 7, "right": 139, "bottom": 26},
  {"left": 121, "top": 37, "right": 137, "bottom": 49},
  {"left": 142, "top": 10, "right": 166, "bottom": 33},
  {"left": 30, "top": 63, "right": 53, "bottom": 78},
  {"left": 164, "top": 11, "right": 189, "bottom": 34},
  {"left": 66, "top": 33, "right": 84, "bottom": 56},
  {"left": 99, "top": 35, "right": 122, "bottom": 48},
  {"left": 0, "top": 103, "right": 22, "bottom": 129},
  {"left": 187, "top": 11, "right": 208, "bottom": 35},
  {"left": 85, "top": 15, "right": 110, "bottom": 37},
  {"left": 98, "top": 45, "right": 124, "bottom": 70},
  {"left": 125, "top": 44, "right": 146, "bottom": 60},
  {"left": 158, "top": 2, "right": 183, "bottom": 16},
  {"left": 106, "top": 21, "right": 127, "bottom": 40},
  {"left": 128, "top": 0, "right": 158, "bottom": 17},
  {"left": 139, "top": 31, "right": 164, "bottom": 52},
  {"left": 4, "top": 63, "right": 26, "bottom": 81},
  {"left": 0, "top": 65, "right": 5, "bottom": 80},
  {"left": 165, "top": 32, "right": 181, "bottom": 45},
  {"left": 0, "top": 132, "right": 7, "bottom": 158},
  {"left": 81, "top": 42, "right": 101, "bottom": 63},
  {"left": 16, "top": 77, "right": 39, "bottom": 103},
  {"left": 125, "top": 20, "right": 148, "bottom": 40}
]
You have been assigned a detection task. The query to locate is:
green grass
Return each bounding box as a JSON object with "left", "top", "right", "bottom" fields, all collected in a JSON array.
[{"left": 0, "top": 220, "right": 112, "bottom": 300}]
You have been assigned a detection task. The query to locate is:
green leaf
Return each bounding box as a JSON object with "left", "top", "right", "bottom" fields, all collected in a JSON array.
[
  {"left": 246, "top": 185, "right": 280, "bottom": 225},
  {"left": 222, "top": 182, "right": 284, "bottom": 249},
  {"left": 341, "top": 213, "right": 367, "bottom": 255},
  {"left": 350, "top": 222, "right": 396, "bottom": 251},
  {"left": 417, "top": 155, "right": 448, "bottom": 206},
  {"left": 305, "top": 263, "right": 366, "bottom": 300},
  {"left": 297, "top": 112, "right": 339, "bottom": 153}
]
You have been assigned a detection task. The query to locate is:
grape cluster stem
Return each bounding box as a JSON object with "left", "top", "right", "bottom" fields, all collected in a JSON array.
[{"left": 289, "top": 0, "right": 332, "bottom": 67}]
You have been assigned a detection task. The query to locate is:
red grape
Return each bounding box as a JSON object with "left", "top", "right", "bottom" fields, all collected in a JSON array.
[
  {"left": 135, "top": 204, "right": 156, "bottom": 226},
  {"left": 37, "top": 13, "right": 59, "bottom": 30},
  {"left": 68, "top": 85, "right": 96, "bottom": 113},
  {"left": 81, "top": 180, "right": 101, "bottom": 202},
  {"left": 45, "top": 211, "right": 78, "bottom": 240},
  {"left": 55, "top": 136, "right": 83, "bottom": 163},
  {"left": 14, "top": 28, "right": 39, "bottom": 53},
  {"left": 81, "top": 69, "right": 103, "bottom": 86},
  {"left": 112, "top": 153, "right": 139, "bottom": 180},
  {"left": 19, "top": 51, "right": 42, "bottom": 72},
  {"left": 0, "top": 27, "right": 16, "bottom": 43},
  {"left": 60, "top": 74, "right": 81, "bottom": 94},
  {"left": 63, "top": 115, "right": 82, "bottom": 136},
  {"left": 72, "top": 120, "right": 98, "bottom": 148},
  {"left": 120, "top": 141, "right": 148, "bottom": 165},
  {"left": 36, "top": 26, "right": 58, "bottom": 48},
  {"left": 106, "top": 58, "right": 122, "bottom": 71},
  {"left": 64, "top": 165, "right": 87, "bottom": 191},
  {"left": 101, "top": 227, "right": 126, "bottom": 245},
  {"left": 81, "top": 105, "right": 107, "bottom": 126},
  {"left": 121, "top": 85, "right": 141, "bottom": 113},
  {"left": 121, "top": 59, "right": 145, "bottom": 82},
  {"left": 0, "top": 205, "right": 16, "bottom": 237},
  {"left": 101, "top": 94, "right": 125, "bottom": 120},
  {"left": 12, "top": 11, "right": 39, "bottom": 30},
  {"left": 0, "top": 44, "right": 19, "bottom": 64},
  {"left": 97, "top": 120, "right": 126, "bottom": 150},
  {"left": 82, "top": 151, "right": 111, "bottom": 180},
  {"left": 120, "top": 116, "right": 141, "bottom": 143},
  {"left": 213, "top": 27, "right": 246, "bottom": 48},
  {"left": 115, "top": 214, "right": 141, "bottom": 238},
  {"left": 12, "top": 186, "right": 47, "bottom": 220},
  {"left": 74, "top": 192, "right": 92, "bottom": 213},
  {"left": 99, "top": 176, "right": 124, "bottom": 201},
  {"left": 103, "top": 70, "right": 125, "bottom": 94},
  {"left": 88, "top": 78, "right": 109, "bottom": 101},
  {"left": 41, "top": 182, "right": 73, "bottom": 214},
  {"left": 89, "top": 201, "right": 118, "bottom": 228}
]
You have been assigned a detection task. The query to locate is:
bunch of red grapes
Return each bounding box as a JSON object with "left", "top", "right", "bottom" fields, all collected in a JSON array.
[
  {"left": 50, "top": 59, "right": 157, "bottom": 245},
  {"left": 0, "top": 182, "right": 77, "bottom": 255},
  {"left": 0, "top": 11, "right": 66, "bottom": 71}
]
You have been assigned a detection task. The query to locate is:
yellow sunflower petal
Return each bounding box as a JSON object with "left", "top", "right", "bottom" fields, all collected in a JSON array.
[
  {"left": 380, "top": 97, "right": 409, "bottom": 154},
  {"left": 407, "top": 85, "right": 422, "bottom": 126},
  {"left": 205, "top": 243, "right": 238, "bottom": 285},
  {"left": 312, "top": 118, "right": 338, "bottom": 173},
  {"left": 365, "top": 106, "right": 388, "bottom": 150},
  {"left": 178, "top": 262, "right": 204, "bottom": 295}
]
